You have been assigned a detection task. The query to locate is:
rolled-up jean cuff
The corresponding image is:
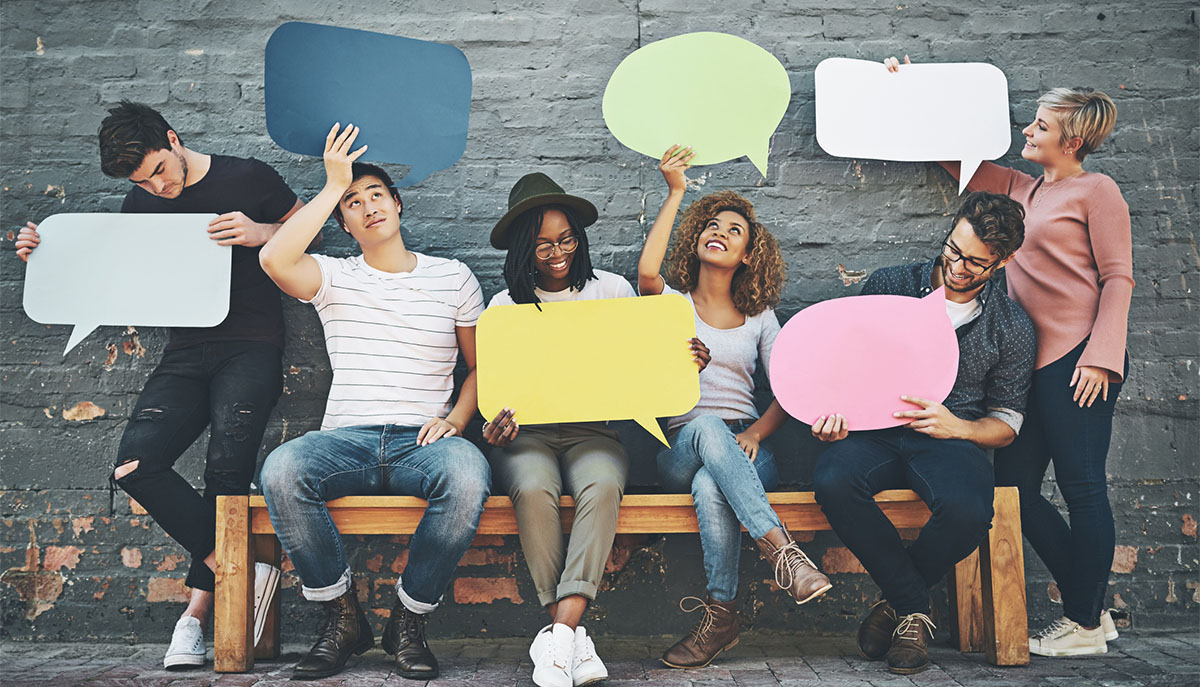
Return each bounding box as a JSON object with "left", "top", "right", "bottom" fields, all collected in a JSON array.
[
  {"left": 396, "top": 576, "right": 440, "bottom": 615},
  {"left": 302, "top": 567, "right": 352, "bottom": 602},
  {"left": 554, "top": 580, "right": 598, "bottom": 605}
]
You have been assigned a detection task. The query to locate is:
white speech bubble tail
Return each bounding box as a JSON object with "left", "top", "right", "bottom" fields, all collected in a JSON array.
[
  {"left": 748, "top": 140, "right": 771, "bottom": 177},
  {"left": 64, "top": 324, "right": 97, "bottom": 356},
  {"left": 958, "top": 160, "right": 982, "bottom": 195},
  {"left": 636, "top": 417, "right": 671, "bottom": 447}
]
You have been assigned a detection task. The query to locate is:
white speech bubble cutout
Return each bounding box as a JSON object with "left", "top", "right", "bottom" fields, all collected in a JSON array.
[
  {"left": 22, "top": 214, "right": 230, "bottom": 355},
  {"left": 814, "top": 58, "right": 1010, "bottom": 193}
]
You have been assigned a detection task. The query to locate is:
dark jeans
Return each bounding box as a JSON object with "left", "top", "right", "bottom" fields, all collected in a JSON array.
[
  {"left": 994, "top": 340, "right": 1127, "bottom": 627},
  {"left": 114, "top": 341, "right": 282, "bottom": 592},
  {"left": 814, "top": 428, "right": 994, "bottom": 616}
]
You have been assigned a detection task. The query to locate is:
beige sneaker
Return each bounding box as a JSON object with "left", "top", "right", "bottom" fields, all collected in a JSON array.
[
  {"left": 1029, "top": 617, "right": 1107, "bottom": 657},
  {"left": 1100, "top": 610, "right": 1118, "bottom": 641}
]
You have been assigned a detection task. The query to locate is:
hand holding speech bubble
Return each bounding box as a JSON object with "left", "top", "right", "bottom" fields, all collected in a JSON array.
[
  {"left": 265, "top": 22, "right": 471, "bottom": 187},
  {"left": 814, "top": 58, "right": 1010, "bottom": 193},
  {"left": 602, "top": 32, "right": 790, "bottom": 176},
  {"left": 477, "top": 295, "right": 700, "bottom": 446},
  {"left": 769, "top": 288, "right": 959, "bottom": 431},
  {"left": 22, "top": 213, "right": 229, "bottom": 355}
]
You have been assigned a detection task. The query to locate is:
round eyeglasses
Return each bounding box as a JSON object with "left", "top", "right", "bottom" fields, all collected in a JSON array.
[{"left": 535, "top": 235, "right": 579, "bottom": 260}]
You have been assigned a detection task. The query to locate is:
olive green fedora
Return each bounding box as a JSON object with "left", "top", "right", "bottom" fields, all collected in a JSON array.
[{"left": 489, "top": 172, "right": 597, "bottom": 249}]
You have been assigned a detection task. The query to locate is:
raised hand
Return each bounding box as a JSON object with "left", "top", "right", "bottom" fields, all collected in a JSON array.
[
  {"left": 323, "top": 123, "right": 368, "bottom": 191},
  {"left": 15, "top": 221, "right": 40, "bottom": 262},
  {"left": 659, "top": 145, "right": 695, "bottom": 194}
]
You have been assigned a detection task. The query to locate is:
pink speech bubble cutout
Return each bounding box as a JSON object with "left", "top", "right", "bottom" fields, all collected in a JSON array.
[{"left": 769, "top": 287, "right": 959, "bottom": 430}]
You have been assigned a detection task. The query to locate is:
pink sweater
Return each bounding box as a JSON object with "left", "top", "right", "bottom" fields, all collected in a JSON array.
[{"left": 948, "top": 161, "right": 1133, "bottom": 382}]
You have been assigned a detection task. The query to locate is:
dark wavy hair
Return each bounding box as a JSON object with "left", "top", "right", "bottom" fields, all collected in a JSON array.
[
  {"left": 98, "top": 101, "right": 177, "bottom": 178},
  {"left": 951, "top": 191, "right": 1026, "bottom": 260},
  {"left": 501, "top": 204, "right": 595, "bottom": 305},
  {"left": 664, "top": 191, "right": 785, "bottom": 316}
]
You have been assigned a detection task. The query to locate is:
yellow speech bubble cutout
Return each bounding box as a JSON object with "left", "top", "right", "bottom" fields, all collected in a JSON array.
[
  {"left": 602, "top": 32, "right": 791, "bottom": 176},
  {"left": 477, "top": 295, "right": 700, "bottom": 446}
]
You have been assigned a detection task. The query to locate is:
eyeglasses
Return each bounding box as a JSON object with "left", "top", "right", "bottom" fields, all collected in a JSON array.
[
  {"left": 941, "top": 236, "right": 998, "bottom": 275},
  {"left": 534, "top": 235, "right": 579, "bottom": 260}
]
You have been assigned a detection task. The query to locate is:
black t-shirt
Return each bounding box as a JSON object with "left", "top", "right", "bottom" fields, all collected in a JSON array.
[{"left": 121, "top": 155, "right": 298, "bottom": 351}]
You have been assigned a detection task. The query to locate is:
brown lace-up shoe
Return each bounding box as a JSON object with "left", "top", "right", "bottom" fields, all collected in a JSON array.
[
  {"left": 292, "top": 589, "right": 374, "bottom": 680},
  {"left": 755, "top": 526, "right": 832, "bottom": 605},
  {"left": 886, "top": 612, "right": 935, "bottom": 674},
  {"left": 858, "top": 599, "right": 899, "bottom": 660},
  {"left": 660, "top": 596, "right": 739, "bottom": 669}
]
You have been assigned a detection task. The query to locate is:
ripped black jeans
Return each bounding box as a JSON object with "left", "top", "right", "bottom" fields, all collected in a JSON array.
[{"left": 114, "top": 341, "right": 282, "bottom": 592}]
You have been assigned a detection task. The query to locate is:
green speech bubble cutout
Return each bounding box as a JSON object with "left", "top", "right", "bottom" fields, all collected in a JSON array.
[{"left": 602, "top": 32, "right": 790, "bottom": 176}]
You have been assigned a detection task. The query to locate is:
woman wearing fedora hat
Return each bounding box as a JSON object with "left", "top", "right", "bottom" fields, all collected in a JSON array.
[
  {"left": 639, "top": 146, "right": 832, "bottom": 669},
  {"left": 483, "top": 172, "right": 708, "bottom": 687}
]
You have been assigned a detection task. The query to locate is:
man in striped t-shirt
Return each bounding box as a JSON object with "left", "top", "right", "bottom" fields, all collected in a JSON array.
[{"left": 258, "top": 125, "right": 489, "bottom": 681}]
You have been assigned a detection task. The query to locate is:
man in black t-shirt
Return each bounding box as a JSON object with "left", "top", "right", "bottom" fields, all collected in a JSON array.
[{"left": 16, "top": 101, "right": 303, "bottom": 670}]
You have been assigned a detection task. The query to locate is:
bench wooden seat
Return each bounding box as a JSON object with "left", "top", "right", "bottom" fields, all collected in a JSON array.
[{"left": 215, "top": 487, "right": 1028, "bottom": 672}]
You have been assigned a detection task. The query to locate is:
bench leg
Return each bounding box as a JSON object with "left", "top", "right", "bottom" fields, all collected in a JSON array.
[
  {"left": 980, "top": 486, "right": 1030, "bottom": 666},
  {"left": 254, "top": 534, "right": 282, "bottom": 660},
  {"left": 214, "top": 495, "right": 255, "bottom": 673},
  {"left": 948, "top": 548, "right": 984, "bottom": 652}
]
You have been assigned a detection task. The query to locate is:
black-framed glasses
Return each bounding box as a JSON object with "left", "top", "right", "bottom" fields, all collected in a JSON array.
[
  {"left": 534, "top": 235, "right": 579, "bottom": 260},
  {"left": 941, "top": 235, "right": 998, "bottom": 275}
]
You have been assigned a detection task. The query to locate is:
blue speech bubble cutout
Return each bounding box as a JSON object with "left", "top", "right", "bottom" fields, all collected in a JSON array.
[{"left": 265, "top": 22, "right": 471, "bottom": 187}]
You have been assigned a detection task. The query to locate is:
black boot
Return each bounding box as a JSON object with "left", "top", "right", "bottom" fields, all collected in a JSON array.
[
  {"left": 382, "top": 597, "right": 439, "bottom": 679},
  {"left": 292, "top": 588, "right": 374, "bottom": 680}
]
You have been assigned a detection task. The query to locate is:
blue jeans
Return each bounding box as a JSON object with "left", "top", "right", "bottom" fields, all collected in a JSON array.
[
  {"left": 994, "top": 340, "right": 1127, "bottom": 627},
  {"left": 814, "top": 428, "right": 994, "bottom": 616},
  {"left": 657, "top": 415, "right": 781, "bottom": 602},
  {"left": 261, "top": 425, "right": 490, "bottom": 610}
]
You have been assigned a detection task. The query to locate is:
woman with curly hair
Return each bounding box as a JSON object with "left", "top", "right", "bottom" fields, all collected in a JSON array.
[{"left": 638, "top": 146, "right": 831, "bottom": 669}]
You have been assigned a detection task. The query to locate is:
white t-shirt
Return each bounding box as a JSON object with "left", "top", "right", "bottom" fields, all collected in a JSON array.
[
  {"left": 305, "top": 253, "right": 484, "bottom": 430},
  {"left": 659, "top": 284, "right": 781, "bottom": 433},
  {"left": 487, "top": 269, "right": 635, "bottom": 307},
  {"left": 945, "top": 297, "right": 982, "bottom": 329}
]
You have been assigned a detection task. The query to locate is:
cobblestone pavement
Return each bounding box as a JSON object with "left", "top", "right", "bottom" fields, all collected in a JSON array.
[{"left": 2, "top": 633, "right": 1197, "bottom": 686}]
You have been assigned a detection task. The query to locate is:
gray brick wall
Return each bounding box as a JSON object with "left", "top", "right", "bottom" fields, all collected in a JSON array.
[{"left": 1, "top": 1, "right": 1196, "bottom": 641}]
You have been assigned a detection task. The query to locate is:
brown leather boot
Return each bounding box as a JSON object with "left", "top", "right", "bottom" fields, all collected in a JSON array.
[
  {"left": 660, "top": 596, "right": 740, "bottom": 669},
  {"left": 755, "top": 526, "right": 832, "bottom": 605},
  {"left": 292, "top": 588, "right": 374, "bottom": 680},
  {"left": 381, "top": 597, "right": 439, "bottom": 679},
  {"left": 886, "top": 612, "right": 935, "bottom": 674},
  {"left": 857, "top": 599, "right": 898, "bottom": 660}
]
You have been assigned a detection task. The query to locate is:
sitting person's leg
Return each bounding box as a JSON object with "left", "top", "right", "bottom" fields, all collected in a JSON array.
[
  {"left": 380, "top": 429, "right": 490, "bottom": 680},
  {"left": 260, "top": 426, "right": 379, "bottom": 680}
]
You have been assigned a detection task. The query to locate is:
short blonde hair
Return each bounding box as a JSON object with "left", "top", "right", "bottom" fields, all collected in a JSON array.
[{"left": 1037, "top": 88, "right": 1117, "bottom": 161}]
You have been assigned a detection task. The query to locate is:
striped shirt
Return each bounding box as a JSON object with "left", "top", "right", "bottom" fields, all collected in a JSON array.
[{"left": 305, "top": 253, "right": 484, "bottom": 430}]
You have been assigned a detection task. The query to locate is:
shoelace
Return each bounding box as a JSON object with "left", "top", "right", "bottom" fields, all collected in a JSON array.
[
  {"left": 1033, "top": 617, "right": 1075, "bottom": 640},
  {"left": 773, "top": 541, "right": 818, "bottom": 590},
  {"left": 678, "top": 596, "right": 721, "bottom": 642},
  {"left": 893, "top": 613, "right": 936, "bottom": 641},
  {"left": 402, "top": 609, "right": 428, "bottom": 645},
  {"left": 548, "top": 632, "right": 572, "bottom": 670},
  {"left": 575, "top": 633, "right": 598, "bottom": 664}
]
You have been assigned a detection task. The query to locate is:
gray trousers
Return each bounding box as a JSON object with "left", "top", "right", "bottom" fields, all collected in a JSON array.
[{"left": 490, "top": 422, "right": 628, "bottom": 606}]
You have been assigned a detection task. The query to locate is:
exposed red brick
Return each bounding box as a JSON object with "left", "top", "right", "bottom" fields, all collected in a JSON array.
[
  {"left": 1111, "top": 545, "right": 1138, "bottom": 573},
  {"left": 156, "top": 554, "right": 185, "bottom": 572},
  {"left": 605, "top": 534, "right": 650, "bottom": 574},
  {"left": 453, "top": 577, "right": 522, "bottom": 605},
  {"left": 42, "top": 545, "right": 82, "bottom": 571},
  {"left": 62, "top": 401, "right": 106, "bottom": 422},
  {"left": 121, "top": 547, "right": 142, "bottom": 569},
  {"left": 146, "top": 577, "right": 190, "bottom": 603},
  {"left": 459, "top": 548, "right": 516, "bottom": 567},
  {"left": 71, "top": 517, "right": 95, "bottom": 537},
  {"left": 0, "top": 569, "right": 64, "bottom": 619},
  {"left": 128, "top": 498, "right": 148, "bottom": 516},
  {"left": 821, "top": 547, "right": 867, "bottom": 574},
  {"left": 390, "top": 550, "right": 409, "bottom": 574},
  {"left": 471, "top": 535, "right": 505, "bottom": 547},
  {"left": 365, "top": 554, "right": 384, "bottom": 572},
  {"left": 1181, "top": 514, "right": 1197, "bottom": 539}
]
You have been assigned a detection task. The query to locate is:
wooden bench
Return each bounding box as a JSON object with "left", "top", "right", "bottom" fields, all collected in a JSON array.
[{"left": 214, "top": 487, "right": 1028, "bottom": 673}]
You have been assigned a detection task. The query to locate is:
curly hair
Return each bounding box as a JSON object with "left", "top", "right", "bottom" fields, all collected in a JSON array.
[
  {"left": 950, "top": 191, "right": 1026, "bottom": 260},
  {"left": 664, "top": 191, "right": 785, "bottom": 316}
]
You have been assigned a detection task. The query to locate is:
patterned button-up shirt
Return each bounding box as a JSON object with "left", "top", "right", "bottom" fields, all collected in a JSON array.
[{"left": 860, "top": 257, "right": 1036, "bottom": 434}]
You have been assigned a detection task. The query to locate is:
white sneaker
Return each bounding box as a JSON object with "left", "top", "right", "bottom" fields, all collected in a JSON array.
[
  {"left": 163, "top": 615, "right": 206, "bottom": 669},
  {"left": 1100, "top": 609, "right": 1119, "bottom": 641},
  {"left": 572, "top": 625, "right": 607, "bottom": 687},
  {"left": 1029, "top": 617, "right": 1107, "bottom": 657},
  {"left": 530, "top": 623, "right": 575, "bottom": 687},
  {"left": 253, "top": 562, "right": 281, "bottom": 647}
]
